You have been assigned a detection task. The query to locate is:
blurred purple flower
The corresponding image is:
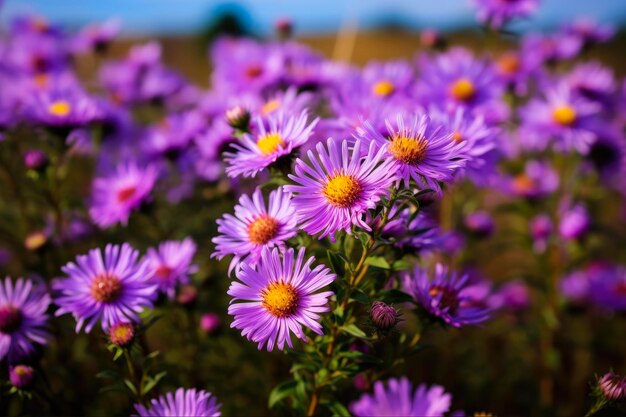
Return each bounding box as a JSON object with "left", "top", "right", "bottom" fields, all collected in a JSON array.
[
  {"left": 134, "top": 388, "right": 221, "bottom": 416},
  {"left": 145, "top": 238, "right": 198, "bottom": 299}
]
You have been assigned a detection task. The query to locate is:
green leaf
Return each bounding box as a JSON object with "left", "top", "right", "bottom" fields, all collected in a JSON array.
[
  {"left": 349, "top": 289, "right": 370, "bottom": 304},
  {"left": 96, "top": 370, "right": 119, "bottom": 380},
  {"left": 327, "top": 250, "right": 346, "bottom": 277},
  {"left": 391, "top": 259, "right": 412, "bottom": 271},
  {"left": 365, "top": 256, "right": 390, "bottom": 269},
  {"left": 113, "top": 347, "right": 124, "bottom": 361},
  {"left": 326, "top": 400, "right": 351, "bottom": 416},
  {"left": 143, "top": 371, "right": 167, "bottom": 395},
  {"left": 341, "top": 324, "right": 367, "bottom": 338},
  {"left": 268, "top": 379, "right": 298, "bottom": 408},
  {"left": 99, "top": 383, "right": 125, "bottom": 394},
  {"left": 124, "top": 379, "right": 138, "bottom": 395}
]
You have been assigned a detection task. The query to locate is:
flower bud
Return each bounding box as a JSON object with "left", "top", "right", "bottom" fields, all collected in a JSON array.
[
  {"left": 10, "top": 365, "right": 35, "bottom": 390},
  {"left": 23, "top": 149, "right": 48, "bottom": 171},
  {"left": 200, "top": 313, "right": 221, "bottom": 334},
  {"left": 109, "top": 322, "right": 135, "bottom": 348},
  {"left": 176, "top": 285, "right": 198, "bottom": 306},
  {"left": 370, "top": 301, "right": 399, "bottom": 331},
  {"left": 599, "top": 372, "right": 626, "bottom": 401},
  {"left": 420, "top": 29, "right": 445, "bottom": 49},
  {"left": 275, "top": 18, "right": 293, "bottom": 39},
  {"left": 464, "top": 211, "right": 494, "bottom": 238},
  {"left": 226, "top": 106, "right": 250, "bottom": 132}
]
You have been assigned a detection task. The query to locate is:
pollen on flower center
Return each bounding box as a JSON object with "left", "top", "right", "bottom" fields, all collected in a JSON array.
[
  {"left": 262, "top": 282, "right": 299, "bottom": 317},
  {"left": 323, "top": 174, "right": 362, "bottom": 208},
  {"left": 257, "top": 133, "right": 284, "bottom": 156},
  {"left": 429, "top": 285, "right": 460, "bottom": 314},
  {"left": 154, "top": 265, "right": 173, "bottom": 280},
  {"left": 497, "top": 53, "right": 520, "bottom": 75},
  {"left": 450, "top": 78, "right": 476, "bottom": 102},
  {"left": 512, "top": 174, "right": 536, "bottom": 193},
  {"left": 261, "top": 99, "right": 281, "bottom": 115},
  {"left": 48, "top": 100, "right": 71, "bottom": 117},
  {"left": 372, "top": 80, "right": 395, "bottom": 97},
  {"left": 389, "top": 135, "right": 428, "bottom": 165},
  {"left": 552, "top": 105, "right": 577, "bottom": 126},
  {"left": 248, "top": 215, "right": 279, "bottom": 244},
  {"left": 91, "top": 274, "right": 123, "bottom": 303},
  {"left": 116, "top": 186, "right": 137, "bottom": 203},
  {"left": 0, "top": 306, "right": 23, "bottom": 334},
  {"left": 452, "top": 131, "right": 464, "bottom": 143},
  {"left": 245, "top": 65, "right": 263, "bottom": 79}
]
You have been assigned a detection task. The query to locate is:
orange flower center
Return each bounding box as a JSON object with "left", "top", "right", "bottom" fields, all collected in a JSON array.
[
  {"left": 452, "top": 131, "right": 463, "bottom": 143},
  {"left": 248, "top": 216, "right": 279, "bottom": 245},
  {"left": 389, "top": 135, "right": 428, "bottom": 165},
  {"left": 497, "top": 53, "right": 520, "bottom": 75},
  {"left": 261, "top": 99, "right": 281, "bottom": 115},
  {"left": 512, "top": 174, "right": 536, "bottom": 194},
  {"left": 323, "top": 174, "right": 362, "bottom": 208},
  {"left": 372, "top": 80, "right": 395, "bottom": 97},
  {"left": 450, "top": 78, "right": 476, "bottom": 102},
  {"left": 262, "top": 282, "right": 299, "bottom": 317},
  {"left": 48, "top": 100, "right": 71, "bottom": 117},
  {"left": 91, "top": 274, "right": 123, "bottom": 303},
  {"left": 552, "top": 105, "right": 577, "bottom": 126}
]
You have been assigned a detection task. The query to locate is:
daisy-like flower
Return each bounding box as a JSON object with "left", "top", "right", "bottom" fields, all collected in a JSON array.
[
  {"left": 350, "top": 377, "right": 452, "bottom": 417},
  {"left": 89, "top": 162, "right": 158, "bottom": 228},
  {"left": 358, "top": 114, "right": 465, "bottom": 192},
  {"left": 134, "top": 388, "right": 221, "bottom": 416},
  {"left": 224, "top": 110, "right": 318, "bottom": 178},
  {"left": 145, "top": 238, "right": 198, "bottom": 299},
  {"left": 212, "top": 187, "right": 297, "bottom": 274},
  {"left": 402, "top": 263, "right": 492, "bottom": 327},
  {"left": 504, "top": 160, "right": 559, "bottom": 199},
  {"left": 471, "top": 0, "right": 539, "bottom": 29},
  {"left": 0, "top": 277, "right": 50, "bottom": 363},
  {"left": 285, "top": 138, "right": 396, "bottom": 241},
  {"left": 519, "top": 81, "right": 602, "bottom": 154},
  {"left": 54, "top": 243, "right": 158, "bottom": 332},
  {"left": 26, "top": 87, "right": 106, "bottom": 128},
  {"left": 362, "top": 60, "right": 415, "bottom": 100},
  {"left": 228, "top": 247, "right": 335, "bottom": 351}
]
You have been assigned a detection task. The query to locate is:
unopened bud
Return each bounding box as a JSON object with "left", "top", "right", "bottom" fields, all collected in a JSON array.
[
  {"left": 109, "top": 322, "right": 135, "bottom": 348},
  {"left": 10, "top": 365, "right": 35, "bottom": 390},
  {"left": 226, "top": 106, "right": 250, "bottom": 132},
  {"left": 370, "top": 301, "right": 399, "bottom": 331}
]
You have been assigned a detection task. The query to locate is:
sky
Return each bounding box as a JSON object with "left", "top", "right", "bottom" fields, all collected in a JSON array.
[{"left": 1, "top": 0, "right": 626, "bottom": 36}]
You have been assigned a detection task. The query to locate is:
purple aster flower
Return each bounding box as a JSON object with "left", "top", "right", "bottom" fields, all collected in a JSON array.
[
  {"left": 471, "top": 0, "right": 539, "bottom": 29},
  {"left": 559, "top": 203, "right": 590, "bottom": 240},
  {"left": 362, "top": 60, "right": 416, "bottom": 99},
  {"left": 359, "top": 113, "right": 465, "bottom": 193},
  {"left": 55, "top": 243, "right": 158, "bottom": 332},
  {"left": 599, "top": 372, "right": 626, "bottom": 401},
  {"left": 350, "top": 377, "right": 452, "bottom": 417},
  {"left": 464, "top": 211, "right": 494, "bottom": 237},
  {"left": 143, "top": 111, "right": 206, "bottom": 157},
  {"left": 71, "top": 18, "right": 121, "bottom": 54},
  {"left": 562, "top": 18, "right": 615, "bottom": 47},
  {"left": 560, "top": 262, "right": 626, "bottom": 311},
  {"left": 285, "top": 138, "right": 396, "bottom": 241},
  {"left": 488, "top": 280, "right": 531, "bottom": 311},
  {"left": 254, "top": 87, "right": 314, "bottom": 118},
  {"left": 429, "top": 107, "right": 499, "bottom": 186},
  {"left": 402, "top": 263, "right": 492, "bottom": 327},
  {"left": 0, "top": 277, "right": 50, "bottom": 363},
  {"left": 415, "top": 48, "right": 508, "bottom": 124},
  {"left": 134, "top": 388, "right": 221, "bottom": 416},
  {"left": 145, "top": 238, "right": 198, "bottom": 299},
  {"left": 9, "top": 365, "right": 36, "bottom": 390},
  {"left": 504, "top": 160, "right": 559, "bottom": 199},
  {"left": 530, "top": 213, "right": 552, "bottom": 253},
  {"left": 89, "top": 162, "right": 158, "bottom": 228},
  {"left": 377, "top": 207, "right": 448, "bottom": 254},
  {"left": 228, "top": 247, "right": 335, "bottom": 351},
  {"left": 494, "top": 50, "right": 537, "bottom": 96},
  {"left": 25, "top": 87, "right": 106, "bottom": 128},
  {"left": 224, "top": 110, "right": 318, "bottom": 178},
  {"left": 519, "top": 81, "right": 602, "bottom": 153},
  {"left": 520, "top": 32, "right": 583, "bottom": 65},
  {"left": 212, "top": 187, "right": 297, "bottom": 274},
  {"left": 565, "top": 62, "right": 617, "bottom": 108},
  {"left": 586, "top": 127, "right": 626, "bottom": 186}
]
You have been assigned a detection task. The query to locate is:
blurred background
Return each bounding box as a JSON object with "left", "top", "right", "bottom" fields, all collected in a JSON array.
[{"left": 2, "top": 0, "right": 626, "bottom": 83}]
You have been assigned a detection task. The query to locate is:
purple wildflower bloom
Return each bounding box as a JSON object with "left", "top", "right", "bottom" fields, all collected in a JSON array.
[
  {"left": 89, "top": 162, "right": 158, "bottom": 228},
  {"left": 145, "top": 238, "right": 198, "bottom": 299},
  {"left": 285, "top": 138, "right": 396, "bottom": 241},
  {"left": 471, "top": 0, "right": 539, "bottom": 29},
  {"left": 228, "top": 247, "right": 335, "bottom": 351},
  {"left": 225, "top": 111, "right": 318, "bottom": 178},
  {"left": 562, "top": 18, "right": 615, "bottom": 46},
  {"left": 377, "top": 207, "right": 448, "bottom": 253},
  {"left": 143, "top": 111, "right": 206, "bottom": 157},
  {"left": 415, "top": 48, "right": 508, "bottom": 124},
  {"left": 505, "top": 160, "right": 559, "bottom": 199},
  {"left": 279, "top": 41, "right": 330, "bottom": 89},
  {"left": 488, "top": 280, "right": 531, "bottom": 311},
  {"left": 599, "top": 372, "right": 626, "bottom": 401},
  {"left": 212, "top": 187, "right": 297, "bottom": 274},
  {"left": 134, "top": 388, "right": 221, "bottom": 416},
  {"left": 402, "top": 263, "right": 492, "bottom": 327},
  {"left": 464, "top": 211, "right": 494, "bottom": 237},
  {"left": 586, "top": 127, "right": 626, "bottom": 186},
  {"left": 362, "top": 60, "right": 416, "bottom": 99},
  {"left": 71, "top": 18, "right": 121, "bottom": 54},
  {"left": 559, "top": 203, "right": 590, "bottom": 240},
  {"left": 350, "top": 377, "right": 452, "bottom": 417},
  {"left": 494, "top": 50, "right": 537, "bottom": 96},
  {"left": 55, "top": 243, "right": 158, "bottom": 332},
  {"left": 358, "top": 113, "right": 465, "bottom": 192},
  {"left": 565, "top": 62, "right": 617, "bottom": 108},
  {"left": 254, "top": 87, "right": 314, "bottom": 118},
  {"left": 26, "top": 87, "right": 106, "bottom": 128},
  {"left": 520, "top": 32, "right": 582, "bottom": 66},
  {"left": 519, "top": 82, "right": 602, "bottom": 153},
  {"left": 429, "top": 107, "right": 499, "bottom": 186},
  {"left": 560, "top": 262, "right": 626, "bottom": 311},
  {"left": 0, "top": 277, "right": 50, "bottom": 363}
]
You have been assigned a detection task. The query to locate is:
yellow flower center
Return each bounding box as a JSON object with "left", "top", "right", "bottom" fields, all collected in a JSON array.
[
  {"left": 262, "top": 282, "right": 299, "bottom": 317},
  {"left": 261, "top": 99, "right": 281, "bottom": 115},
  {"left": 48, "top": 100, "right": 71, "bottom": 117},
  {"left": 323, "top": 174, "right": 362, "bottom": 208},
  {"left": 450, "top": 78, "right": 476, "bottom": 102},
  {"left": 257, "top": 133, "right": 284, "bottom": 156},
  {"left": 389, "top": 135, "right": 428, "bottom": 165},
  {"left": 497, "top": 53, "right": 520, "bottom": 75},
  {"left": 91, "top": 274, "right": 123, "bottom": 303},
  {"left": 248, "top": 215, "right": 279, "bottom": 245},
  {"left": 552, "top": 105, "right": 577, "bottom": 126},
  {"left": 372, "top": 80, "right": 395, "bottom": 97},
  {"left": 452, "top": 131, "right": 463, "bottom": 143}
]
